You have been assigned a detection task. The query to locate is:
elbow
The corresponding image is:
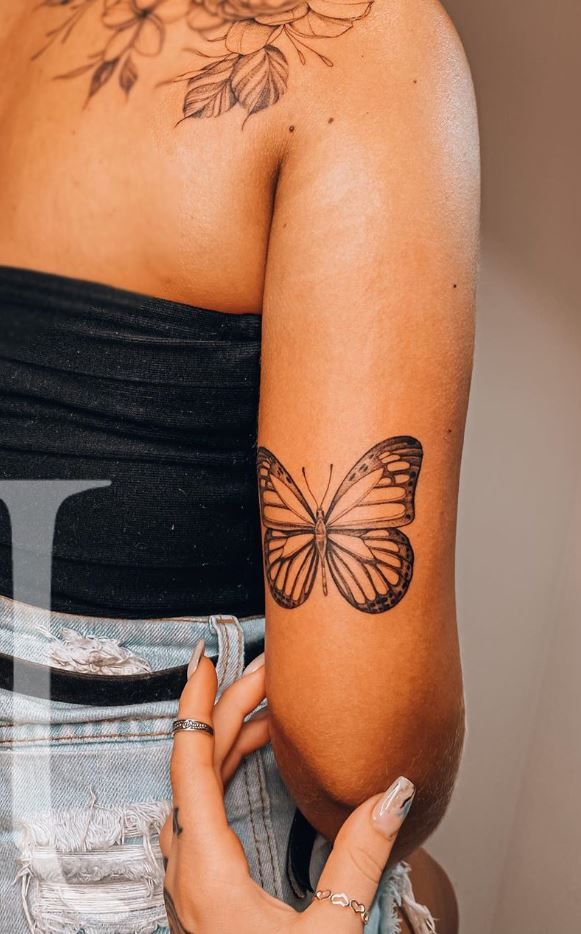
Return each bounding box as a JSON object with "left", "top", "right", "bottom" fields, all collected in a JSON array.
[
  {"left": 389, "top": 701, "right": 466, "bottom": 861},
  {"left": 270, "top": 693, "right": 466, "bottom": 858}
]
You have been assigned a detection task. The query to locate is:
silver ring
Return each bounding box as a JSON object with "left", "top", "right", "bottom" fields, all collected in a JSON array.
[
  {"left": 314, "top": 890, "right": 370, "bottom": 926},
  {"left": 172, "top": 718, "right": 214, "bottom": 737}
]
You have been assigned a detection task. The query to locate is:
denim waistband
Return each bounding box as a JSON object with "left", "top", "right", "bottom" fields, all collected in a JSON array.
[
  {"left": 0, "top": 594, "right": 265, "bottom": 734},
  {"left": 0, "top": 594, "right": 265, "bottom": 707}
]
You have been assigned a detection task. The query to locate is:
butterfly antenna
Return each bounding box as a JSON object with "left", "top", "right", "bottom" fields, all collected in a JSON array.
[
  {"left": 320, "top": 464, "right": 334, "bottom": 510},
  {"left": 301, "top": 467, "right": 319, "bottom": 510}
]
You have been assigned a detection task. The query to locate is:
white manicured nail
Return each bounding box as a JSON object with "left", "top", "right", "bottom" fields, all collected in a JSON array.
[
  {"left": 187, "top": 640, "right": 205, "bottom": 679},
  {"left": 372, "top": 776, "right": 416, "bottom": 838}
]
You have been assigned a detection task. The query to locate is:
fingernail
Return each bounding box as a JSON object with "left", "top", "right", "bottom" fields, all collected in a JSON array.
[
  {"left": 187, "top": 639, "right": 205, "bottom": 679},
  {"left": 242, "top": 652, "right": 265, "bottom": 677},
  {"left": 372, "top": 776, "right": 416, "bottom": 838}
]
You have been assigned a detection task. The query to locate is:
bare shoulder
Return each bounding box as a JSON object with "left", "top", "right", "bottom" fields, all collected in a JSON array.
[
  {"left": 274, "top": 0, "right": 478, "bottom": 132},
  {"left": 366, "top": 0, "right": 475, "bottom": 91},
  {"left": 272, "top": 0, "right": 480, "bottom": 255}
]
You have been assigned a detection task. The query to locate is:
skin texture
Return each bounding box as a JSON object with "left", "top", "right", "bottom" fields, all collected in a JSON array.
[{"left": 0, "top": 0, "right": 478, "bottom": 915}]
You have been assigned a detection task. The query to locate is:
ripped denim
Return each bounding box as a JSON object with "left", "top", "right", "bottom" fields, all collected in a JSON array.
[{"left": 0, "top": 595, "right": 436, "bottom": 934}]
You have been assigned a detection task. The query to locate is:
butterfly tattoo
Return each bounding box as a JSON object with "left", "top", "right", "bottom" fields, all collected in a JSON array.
[{"left": 257, "top": 437, "right": 423, "bottom": 614}]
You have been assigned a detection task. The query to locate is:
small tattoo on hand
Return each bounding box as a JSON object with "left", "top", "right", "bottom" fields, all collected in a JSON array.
[
  {"left": 164, "top": 888, "right": 194, "bottom": 934},
  {"left": 172, "top": 807, "right": 183, "bottom": 837}
]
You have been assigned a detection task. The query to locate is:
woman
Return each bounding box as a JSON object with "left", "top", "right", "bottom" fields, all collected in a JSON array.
[{"left": 0, "top": 0, "right": 479, "bottom": 930}]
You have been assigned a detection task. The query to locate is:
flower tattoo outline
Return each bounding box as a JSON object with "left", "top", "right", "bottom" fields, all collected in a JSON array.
[{"left": 34, "top": 0, "right": 374, "bottom": 122}]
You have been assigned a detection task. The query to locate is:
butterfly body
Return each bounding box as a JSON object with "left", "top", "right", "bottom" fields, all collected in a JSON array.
[
  {"left": 314, "top": 507, "right": 329, "bottom": 596},
  {"left": 257, "top": 437, "right": 423, "bottom": 615}
]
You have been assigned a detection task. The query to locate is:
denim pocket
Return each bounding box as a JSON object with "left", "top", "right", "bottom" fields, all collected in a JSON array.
[
  {"left": 14, "top": 796, "right": 170, "bottom": 934},
  {"left": 0, "top": 608, "right": 289, "bottom": 933},
  {"left": 0, "top": 688, "right": 173, "bottom": 934}
]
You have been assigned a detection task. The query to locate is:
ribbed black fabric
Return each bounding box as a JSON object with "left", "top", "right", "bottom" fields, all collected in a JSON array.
[{"left": 0, "top": 266, "right": 265, "bottom": 617}]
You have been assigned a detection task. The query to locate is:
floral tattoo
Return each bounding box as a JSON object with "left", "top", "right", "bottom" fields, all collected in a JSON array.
[{"left": 33, "top": 0, "right": 373, "bottom": 122}]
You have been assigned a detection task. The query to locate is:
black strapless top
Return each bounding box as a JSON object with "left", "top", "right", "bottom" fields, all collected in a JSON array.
[{"left": 0, "top": 266, "right": 265, "bottom": 618}]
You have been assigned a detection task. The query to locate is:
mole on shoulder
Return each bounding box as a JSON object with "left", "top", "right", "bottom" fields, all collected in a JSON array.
[
  {"left": 288, "top": 125, "right": 295, "bottom": 133},
  {"left": 328, "top": 117, "right": 334, "bottom": 124}
]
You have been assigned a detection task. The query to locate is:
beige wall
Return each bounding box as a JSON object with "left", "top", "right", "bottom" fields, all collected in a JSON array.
[
  {"left": 494, "top": 458, "right": 581, "bottom": 930},
  {"left": 428, "top": 2, "right": 581, "bottom": 932}
]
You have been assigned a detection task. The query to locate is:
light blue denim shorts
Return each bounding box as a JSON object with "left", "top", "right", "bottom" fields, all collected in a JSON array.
[{"left": 0, "top": 595, "right": 433, "bottom": 934}]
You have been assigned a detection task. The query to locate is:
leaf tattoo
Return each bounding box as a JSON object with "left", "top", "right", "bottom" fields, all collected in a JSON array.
[
  {"left": 89, "top": 57, "right": 118, "bottom": 98},
  {"left": 33, "top": 0, "right": 374, "bottom": 123},
  {"left": 257, "top": 437, "right": 423, "bottom": 614},
  {"left": 119, "top": 55, "right": 139, "bottom": 94},
  {"left": 182, "top": 55, "right": 238, "bottom": 118},
  {"left": 232, "top": 45, "right": 288, "bottom": 116}
]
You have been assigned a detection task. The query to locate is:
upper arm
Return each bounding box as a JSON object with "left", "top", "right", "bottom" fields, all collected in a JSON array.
[{"left": 257, "top": 0, "right": 479, "bottom": 844}]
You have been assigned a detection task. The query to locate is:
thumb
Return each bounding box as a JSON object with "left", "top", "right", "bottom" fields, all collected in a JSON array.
[{"left": 311, "top": 777, "right": 416, "bottom": 926}]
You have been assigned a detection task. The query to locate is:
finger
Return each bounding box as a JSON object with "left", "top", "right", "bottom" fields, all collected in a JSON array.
[
  {"left": 212, "top": 656, "right": 266, "bottom": 767},
  {"left": 221, "top": 708, "right": 271, "bottom": 786},
  {"left": 169, "top": 653, "right": 249, "bottom": 880},
  {"left": 310, "top": 777, "right": 416, "bottom": 928},
  {"left": 172, "top": 651, "right": 217, "bottom": 773},
  {"left": 170, "top": 653, "right": 221, "bottom": 830}
]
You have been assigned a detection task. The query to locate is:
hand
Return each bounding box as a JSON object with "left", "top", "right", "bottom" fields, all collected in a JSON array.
[{"left": 160, "top": 646, "right": 415, "bottom": 934}]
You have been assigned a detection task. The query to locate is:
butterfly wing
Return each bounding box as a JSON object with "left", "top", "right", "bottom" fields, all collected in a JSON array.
[
  {"left": 326, "top": 528, "right": 414, "bottom": 613},
  {"left": 324, "top": 437, "right": 423, "bottom": 613},
  {"left": 263, "top": 528, "right": 320, "bottom": 609},
  {"left": 325, "top": 436, "right": 423, "bottom": 531},
  {"left": 257, "top": 446, "right": 318, "bottom": 608}
]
